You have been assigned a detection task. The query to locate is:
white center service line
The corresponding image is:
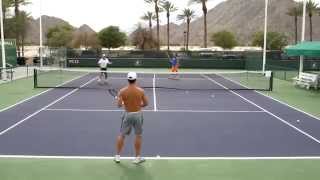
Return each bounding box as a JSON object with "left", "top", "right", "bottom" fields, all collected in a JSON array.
[
  {"left": 0, "top": 77, "right": 97, "bottom": 136},
  {"left": 153, "top": 73, "right": 158, "bottom": 112},
  {"left": 202, "top": 74, "right": 320, "bottom": 144}
]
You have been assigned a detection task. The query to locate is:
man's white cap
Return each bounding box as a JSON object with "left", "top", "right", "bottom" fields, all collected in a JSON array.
[
  {"left": 127, "top": 72, "right": 137, "bottom": 80},
  {"left": 102, "top": 54, "right": 106, "bottom": 57}
]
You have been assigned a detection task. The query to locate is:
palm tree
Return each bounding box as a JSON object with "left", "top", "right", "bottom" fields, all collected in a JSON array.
[
  {"left": 189, "top": 0, "right": 209, "bottom": 48},
  {"left": 141, "top": 12, "right": 156, "bottom": 33},
  {"left": 177, "top": 8, "right": 195, "bottom": 51},
  {"left": 144, "top": 0, "right": 163, "bottom": 50},
  {"left": 14, "top": 0, "right": 29, "bottom": 57},
  {"left": 2, "top": 0, "right": 13, "bottom": 22},
  {"left": 17, "top": 11, "right": 30, "bottom": 57},
  {"left": 161, "top": 1, "right": 177, "bottom": 51},
  {"left": 286, "top": 3, "right": 302, "bottom": 44},
  {"left": 306, "top": 0, "right": 318, "bottom": 41}
]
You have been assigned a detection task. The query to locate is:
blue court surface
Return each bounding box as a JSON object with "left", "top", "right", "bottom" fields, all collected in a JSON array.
[{"left": 0, "top": 73, "right": 320, "bottom": 158}]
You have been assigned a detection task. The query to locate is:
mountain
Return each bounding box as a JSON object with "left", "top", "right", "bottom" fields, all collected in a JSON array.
[
  {"left": 25, "top": 16, "right": 97, "bottom": 45},
  {"left": 76, "top": 24, "right": 96, "bottom": 34},
  {"left": 149, "top": 0, "right": 320, "bottom": 46}
]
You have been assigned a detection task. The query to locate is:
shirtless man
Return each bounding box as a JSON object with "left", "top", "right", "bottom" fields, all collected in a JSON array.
[{"left": 114, "top": 72, "right": 149, "bottom": 164}]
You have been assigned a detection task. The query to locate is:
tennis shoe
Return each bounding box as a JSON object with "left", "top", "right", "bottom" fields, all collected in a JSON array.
[
  {"left": 132, "top": 157, "right": 146, "bottom": 164},
  {"left": 114, "top": 155, "right": 120, "bottom": 163}
]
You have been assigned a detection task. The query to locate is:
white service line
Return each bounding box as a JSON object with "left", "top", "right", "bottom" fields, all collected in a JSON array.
[
  {"left": 44, "top": 108, "right": 264, "bottom": 113},
  {"left": 157, "top": 110, "right": 264, "bottom": 113},
  {"left": 45, "top": 109, "right": 154, "bottom": 112},
  {"left": 0, "top": 77, "right": 97, "bottom": 136},
  {"left": 1, "top": 155, "right": 320, "bottom": 160},
  {"left": 202, "top": 75, "right": 320, "bottom": 144},
  {"left": 153, "top": 73, "right": 158, "bottom": 111}
]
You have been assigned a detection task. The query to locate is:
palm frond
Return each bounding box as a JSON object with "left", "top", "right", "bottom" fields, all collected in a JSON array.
[{"left": 160, "top": 1, "right": 178, "bottom": 13}]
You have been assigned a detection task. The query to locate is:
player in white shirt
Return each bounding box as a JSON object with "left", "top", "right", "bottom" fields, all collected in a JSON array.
[{"left": 98, "top": 54, "right": 112, "bottom": 83}]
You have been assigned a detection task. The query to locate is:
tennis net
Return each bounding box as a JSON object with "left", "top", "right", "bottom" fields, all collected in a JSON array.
[{"left": 33, "top": 68, "right": 273, "bottom": 91}]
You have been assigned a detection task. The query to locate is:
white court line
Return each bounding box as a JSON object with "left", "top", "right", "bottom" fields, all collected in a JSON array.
[
  {"left": 0, "top": 73, "right": 89, "bottom": 113},
  {"left": 203, "top": 75, "right": 320, "bottom": 144},
  {"left": 157, "top": 110, "right": 264, "bottom": 113},
  {"left": 218, "top": 74, "right": 320, "bottom": 121},
  {"left": 109, "top": 77, "right": 208, "bottom": 80},
  {"left": 0, "top": 77, "right": 97, "bottom": 136},
  {"left": 1, "top": 155, "right": 320, "bottom": 160},
  {"left": 44, "top": 108, "right": 265, "bottom": 113},
  {"left": 153, "top": 74, "right": 158, "bottom": 111}
]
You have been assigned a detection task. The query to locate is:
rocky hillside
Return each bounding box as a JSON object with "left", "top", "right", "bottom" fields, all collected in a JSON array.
[
  {"left": 25, "top": 16, "right": 96, "bottom": 45},
  {"left": 25, "top": 0, "right": 320, "bottom": 46},
  {"left": 155, "top": 0, "right": 320, "bottom": 46}
]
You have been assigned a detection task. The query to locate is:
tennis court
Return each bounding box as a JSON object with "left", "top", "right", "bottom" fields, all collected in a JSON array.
[{"left": 0, "top": 69, "right": 320, "bottom": 159}]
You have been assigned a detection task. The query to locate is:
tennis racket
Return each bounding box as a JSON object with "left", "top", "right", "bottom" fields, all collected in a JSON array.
[{"left": 108, "top": 89, "right": 118, "bottom": 99}]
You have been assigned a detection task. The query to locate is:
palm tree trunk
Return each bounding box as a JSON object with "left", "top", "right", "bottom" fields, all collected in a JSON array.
[
  {"left": 15, "top": 0, "right": 21, "bottom": 57},
  {"left": 203, "top": 14, "right": 207, "bottom": 48},
  {"left": 202, "top": 1, "right": 207, "bottom": 48},
  {"left": 155, "top": 4, "right": 160, "bottom": 51},
  {"left": 309, "top": 14, "right": 313, "bottom": 41},
  {"left": 187, "top": 20, "right": 190, "bottom": 51},
  {"left": 22, "top": 36, "right": 25, "bottom": 57},
  {"left": 294, "top": 16, "right": 298, "bottom": 44},
  {"left": 167, "top": 13, "right": 170, "bottom": 51},
  {"left": 149, "top": 19, "right": 152, "bottom": 33}
]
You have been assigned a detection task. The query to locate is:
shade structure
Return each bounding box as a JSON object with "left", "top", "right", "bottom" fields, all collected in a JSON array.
[{"left": 285, "top": 42, "right": 320, "bottom": 57}]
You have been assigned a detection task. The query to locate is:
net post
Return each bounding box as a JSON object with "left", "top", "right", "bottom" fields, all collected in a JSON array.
[
  {"left": 33, "top": 68, "right": 38, "bottom": 88},
  {"left": 269, "top": 71, "right": 273, "bottom": 91}
]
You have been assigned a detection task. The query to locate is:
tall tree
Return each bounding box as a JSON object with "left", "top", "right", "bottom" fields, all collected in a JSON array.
[
  {"left": 161, "top": 1, "right": 177, "bottom": 51},
  {"left": 144, "top": 0, "right": 163, "bottom": 50},
  {"left": 306, "top": 0, "right": 318, "bottom": 41},
  {"left": 210, "top": 30, "right": 238, "bottom": 49},
  {"left": 189, "top": 0, "right": 210, "bottom": 48},
  {"left": 141, "top": 11, "right": 156, "bottom": 33},
  {"left": 286, "top": 3, "right": 302, "bottom": 44},
  {"left": 2, "top": 0, "right": 13, "bottom": 22},
  {"left": 72, "top": 32, "right": 100, "bottom": 49},
  {"left": 131, "top": 24, "right": 158, "bottom": 50},
  {"left": 177, "top": 8, "right": 195, "bottom": 51},
  {"left": 17, "top": 11, "right": 30, "bottom": 57},
  {"left": 13, "top": 0, "right": 29, "bottom": 57},
  {"left": 98, "top": 26, "right": 127, "bottom": 50},
  {"left": 252, "top": 31, "right": 288, "bottom": 50},
  {"left": 47, "top": 24, "right": 74, "bottom": 47}
]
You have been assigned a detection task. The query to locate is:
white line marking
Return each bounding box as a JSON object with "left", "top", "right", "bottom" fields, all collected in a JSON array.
[
  {"left": 0, "top": 72, "right": 90, "bottom": 113},
  {"left": 1, "top": 155, "right": 320, "bottom": 160},
  {"left": 146, "top": 109, "right": 258, "bottom": 113},
  {"left": 44, "top": 108, "right": 265, "bottom": 113},
  {"left": 153, "top": 73, "right": 157, "bottom": 111},
  {"left": 259, "top": 92, "right": 320, "bottom": 121},
  {"left": 203, "top": 75, "right": 320, "bottom": 144},
  {"left": 45, "top": 109, "right": 125, "bottom": 112},
  {"left": 0, "top": 77, "right": 97, "bottom": 136},
  {"left": 217, "top": 74, "right": 320, "bottom": 121}
]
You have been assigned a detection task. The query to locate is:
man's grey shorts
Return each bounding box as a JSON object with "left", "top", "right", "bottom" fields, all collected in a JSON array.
[{"left": 120, "top": 111, "right": 144, "bottom": 136}]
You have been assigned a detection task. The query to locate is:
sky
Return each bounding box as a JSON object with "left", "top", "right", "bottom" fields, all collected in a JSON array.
[
  {"left": 22, "top": 0, "right": 225, "bottom": 32},
  {"left": 22, "top": 0, "right": 320, "bottom": 33}
]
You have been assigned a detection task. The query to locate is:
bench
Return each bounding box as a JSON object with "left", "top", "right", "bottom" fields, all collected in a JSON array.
[
  {"left": 0, "top": 68, "right": 14, "bottom": 81},
  {"left": 293, "top": 72, "right": 319, "bottom": 90}
]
